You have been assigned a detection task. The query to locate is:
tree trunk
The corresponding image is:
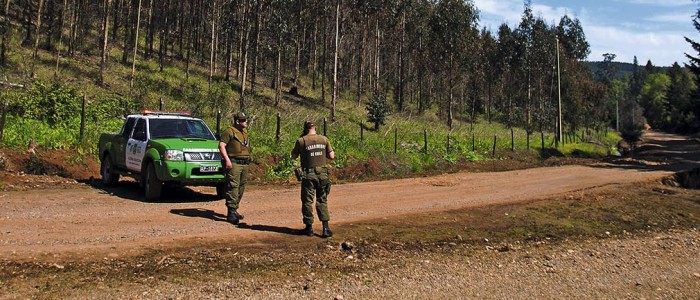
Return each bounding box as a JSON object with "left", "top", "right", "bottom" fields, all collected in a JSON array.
[
  {"left": 374, "top": 19, "right": 379, "bottom": 92},
  {"left": 158, "top": 0, "right": 169, "bottom": 72},
  {"left": 30, "top": 0, "right": 45, "bottom": 78},
  {"left": 2, "top": 0, "right": 12, "bottom": 67},
  {"left": 331, "top": 0, "right": 339, "bottom": 122},
  {"left": 356, "top": 21, "right": 364, "bottom": 106},
  {"left": 54, "top": 0, "right": 68, "bottom": 75},
  {"left": 99, "top": 0, "right": 111, "bottom": 86},
  {"left": 121, "top": 0, "right": 132, "bottom": 64},
  {"left": 250, "top": 0, "right": 262, "bottom": 95},
  {"left": 129, "top": 0, "right": 142, "bottom": 90},
  {"left": 293, "top": 0, "right": 302, "bottom": 86},
  {"left": 209, "top": 0, "right": 215, "bottom": 84},
  {"left": 274, "top": 36, "right": 282, "bottom": 106},
  {"left": 145, "top": 0, "right": 153, "bottom": 58},
  {"left": 311, "top": 21, "right": 317, "bottom": 90}
]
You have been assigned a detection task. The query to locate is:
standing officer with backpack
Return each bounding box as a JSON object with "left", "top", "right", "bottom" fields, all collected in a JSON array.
[
  {"left": 291, "top": 121, "right": 336, "bottom": 237},
  {"left": 218, "top": 112, "right": 250, "bottom": 225}
]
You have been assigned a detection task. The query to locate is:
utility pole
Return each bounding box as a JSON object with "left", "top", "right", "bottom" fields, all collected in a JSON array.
[{"left": 556, "top": 36, "right": 562, "bottom": 146}]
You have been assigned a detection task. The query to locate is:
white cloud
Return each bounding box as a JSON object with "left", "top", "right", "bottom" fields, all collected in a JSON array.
[
  {"left": 646, "top": 11, "right": 696, "bottom": 24},
  {"left": 587, "top": 25, "right": 692, "bottom": 65},
  {"left": 618, "top": 0, "right": 694, "bottom": 7}
]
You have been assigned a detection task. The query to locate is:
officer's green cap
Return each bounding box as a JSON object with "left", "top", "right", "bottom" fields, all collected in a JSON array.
[{"left": 234, "top": 112, "right": 247, "bottom": 121}]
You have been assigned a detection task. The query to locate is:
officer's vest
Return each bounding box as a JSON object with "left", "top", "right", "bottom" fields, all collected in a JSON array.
[
  {"left": 299, "top": 134, "right": 331, "bottom": 168},
  {"left": 222, "top": 126, "right": 250, "bottom": 158}
]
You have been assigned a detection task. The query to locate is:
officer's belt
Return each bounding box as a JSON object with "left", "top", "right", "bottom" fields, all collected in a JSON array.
[{"left": 230, "top": 157, "right": 251, "bottom": 165}]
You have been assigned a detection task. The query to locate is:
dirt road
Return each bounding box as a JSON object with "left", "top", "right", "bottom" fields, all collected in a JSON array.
[{"left": 1, "top": 131, "right": 698, "bottom": 259}]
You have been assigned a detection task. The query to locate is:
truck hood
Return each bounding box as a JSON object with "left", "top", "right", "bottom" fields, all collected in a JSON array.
[{"left": 151, "top": 138, "right": 220, "bottom": 151}]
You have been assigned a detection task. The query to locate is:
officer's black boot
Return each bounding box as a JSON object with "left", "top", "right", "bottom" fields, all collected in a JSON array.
[
  {"left": 321, "top": 221, "right": 333, "bottom": 238},
  {"left": 302, "top": 224, "right": 313, "bottom": 236},
  {"left": 227, "top": 208, "right": 240, "bottom": 225},
  {"left": 234, "top": 210, "right": 245, "bottom": 220}
]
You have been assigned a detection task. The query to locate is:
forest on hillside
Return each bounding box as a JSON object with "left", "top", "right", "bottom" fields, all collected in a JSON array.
[{"left": 1, "top": 0, "right": 699, "bottom": 144}]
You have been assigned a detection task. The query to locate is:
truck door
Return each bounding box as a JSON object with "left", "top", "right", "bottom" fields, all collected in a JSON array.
[
  {"left": 114, "top": 117, "right": 136, "bottom": 167},
  {"left": 126, "top": 118, "right": 148, "bottom": 171}
]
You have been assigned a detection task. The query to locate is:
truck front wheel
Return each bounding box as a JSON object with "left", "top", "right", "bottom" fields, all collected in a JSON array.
[
  {"left": 101, "top": 154, "right": 120, "bottom": 186},
  {"left": 144, "top": 162, "right": 162, "bottom": 201}
]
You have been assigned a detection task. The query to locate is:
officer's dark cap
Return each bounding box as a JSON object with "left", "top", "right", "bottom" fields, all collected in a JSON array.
[
  {"left": 304, "top": 121, "right": 316, "bottom": 130},
  {"left": 234, "top": 112, "right": 247, "bottom": 121}
]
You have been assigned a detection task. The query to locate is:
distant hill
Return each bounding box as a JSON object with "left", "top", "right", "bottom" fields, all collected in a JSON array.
[{"left": 585, "top": 61, "right": 673, "bottom": 80}]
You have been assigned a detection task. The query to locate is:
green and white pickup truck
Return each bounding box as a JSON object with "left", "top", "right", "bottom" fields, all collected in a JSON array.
[{"left": 97, "top": 111, "right": 226, "bottom": 201}]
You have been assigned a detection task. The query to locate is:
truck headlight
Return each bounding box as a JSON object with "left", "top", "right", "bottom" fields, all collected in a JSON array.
[{"left": 164, "top": 150, "right": 184, "bottom": 161}]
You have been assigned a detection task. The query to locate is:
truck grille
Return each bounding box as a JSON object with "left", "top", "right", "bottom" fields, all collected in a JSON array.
[{"left": 185, "top": 152, "right": 222, "bottom": 161}]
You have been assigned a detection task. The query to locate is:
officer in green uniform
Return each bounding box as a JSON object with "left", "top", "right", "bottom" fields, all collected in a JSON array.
[
  {"left": 218, "top": 112, "right": 251, "bottom": 225},
  {"left": 291, "top": 121, "right": 336, "bottom": 237}
]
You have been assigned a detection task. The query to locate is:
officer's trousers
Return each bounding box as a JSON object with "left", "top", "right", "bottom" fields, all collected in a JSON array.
[
  {"left": 300, "top": 167, "right": 331, "bottom": 225},
  {"left": 224, "top": 162, "right": 248, "bottom": 210}
]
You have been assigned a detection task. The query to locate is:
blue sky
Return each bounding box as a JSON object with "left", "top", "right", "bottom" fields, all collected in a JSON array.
[{"left": 474, "top": 0, "right": 697, "bottom": 66}]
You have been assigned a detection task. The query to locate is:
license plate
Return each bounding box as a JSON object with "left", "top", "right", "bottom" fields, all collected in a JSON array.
[{"left": 200, "top": 165, "right": 219, "bottom": 172}]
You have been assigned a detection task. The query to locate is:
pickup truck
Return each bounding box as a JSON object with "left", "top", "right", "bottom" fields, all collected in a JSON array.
[{"left": 98, "top": 111, "right": 226, "bottom": 201}]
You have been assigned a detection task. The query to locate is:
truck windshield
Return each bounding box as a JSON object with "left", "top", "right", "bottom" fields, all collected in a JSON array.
[{"left": 149, "top": 119, "right": 217, "bottom": 140}]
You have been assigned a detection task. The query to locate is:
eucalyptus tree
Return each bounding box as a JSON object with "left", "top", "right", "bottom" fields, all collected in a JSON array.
[
  {"left": 556, "top": 14, "right": 591, "bottom": 140},
  {"left": 428, "top": 0, "right": 478, "bottom": 129},
  {"left": 266, "top": 0, "right": 293, "bottom": 106},
  {"left": 514, "top": 0, "right": 535, "bottom": 149},
  {"left": 529, "top": 18, "right": 556, "bottom": 150},
  {"left": 480, "top": 27, "right": 498, "bottom": 123},
  {"left": 495, "top": 23, "right": 518, "bottom": 138},
  {"left": 99, "top": 0, "right": 112, "bottom": 86}
]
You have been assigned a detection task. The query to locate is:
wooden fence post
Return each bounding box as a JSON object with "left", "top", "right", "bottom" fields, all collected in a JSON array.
[
  {"left": 216, "top": 110, "right": 221, "bottom": 137},
  {"left": 446, "top": 134, "right": 450, "bottom": 154},
  {"left": 323, "top": 118, "right": 327, "bottom": 136},
  {"left": 159, "top": 97, "right": 163, "bottom": 110},
  {"left": 394, "top": 127, "right": 397, "bottom": 154},
  {"left": 424, "top": 129, "right": 428, "bottom": 154},
  {"left": 79, "top": 95, "right": 86, "bottom": 141},
  {"left": 0, "top": 99, "right": 7, "bottom": 143},
  {"left": 276, "top": 112, "right": 281, "bottom": 143},
  {"left": 360, "top": 121, "right": 364, "bottom": 142},
  {"left": 492, "top": 135, "right": 497, "bottom": 156}
]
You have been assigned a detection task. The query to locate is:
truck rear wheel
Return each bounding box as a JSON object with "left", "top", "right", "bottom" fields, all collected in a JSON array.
[
  {"left": 144, "top": 162, "right": 162, "bottom": 201},
  {"left": 100, "top": 154, "right": 120, "bottom": 186}
]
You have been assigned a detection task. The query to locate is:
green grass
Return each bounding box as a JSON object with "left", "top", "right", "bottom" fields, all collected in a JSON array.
[{"left": 0, "top": 43, "right": 620, "bottom": 181}]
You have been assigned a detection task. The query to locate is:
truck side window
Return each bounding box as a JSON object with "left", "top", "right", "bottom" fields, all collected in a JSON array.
[
  {"left": 121, "top": 118, "right": 136, "bottom": 139},
  {"left": 132, "top": 119, "right": 147, "bottom": 141}
]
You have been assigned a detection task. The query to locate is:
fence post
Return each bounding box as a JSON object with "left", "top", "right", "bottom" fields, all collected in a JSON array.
[
  {"left": 472, "top": 132, "right": 475, "bottom": 151},
  {"left": 276, "top": 112, "right": 281, "bottom": 143},
  {"left": 492, "top": 135, "right": 497, "bottom": 156},
  {"left": 0, "top": 99, "right": 7, "bottom": 143},
  {"left": 446, "top": 134, "right": 450, "bottom": 154},
  {"left": 79, "top": 95, "right": 86, "bottom": 141},
  {"left": 323, "top": 118, "right": 327, "bottom": 136},
  {"left": 360, "top": 121, "right": 364, "bottom": 142},
  {"left": 424, "top": 129, "right": 428, "bottom": 154},
  {"left": 159, "top": 97, "right": 163, "bottom": 110},
  {"left": 394, "top": 127, "right": 397, "bottom": 154},
  {"left": 216, "top": 110, "right": 221, "bottom": 136}
]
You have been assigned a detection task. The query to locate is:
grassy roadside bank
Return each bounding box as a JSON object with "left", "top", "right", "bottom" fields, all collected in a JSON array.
[{"left": 2, "top": 179, "right": 698, "bottom": 298}]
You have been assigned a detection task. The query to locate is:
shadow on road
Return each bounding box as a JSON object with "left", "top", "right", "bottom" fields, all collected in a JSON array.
[
  {"left": 86, "top": 180, "right": 222, "bottom": 203},
  {"left": 236, "top": 223, "right": 304, "bottom": 236},
  {"left": 170, "top": 208, "right": 227, "bottom": 222},
  {"left": 169, "top": 208, "right": 304, "bottom": 236}
]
